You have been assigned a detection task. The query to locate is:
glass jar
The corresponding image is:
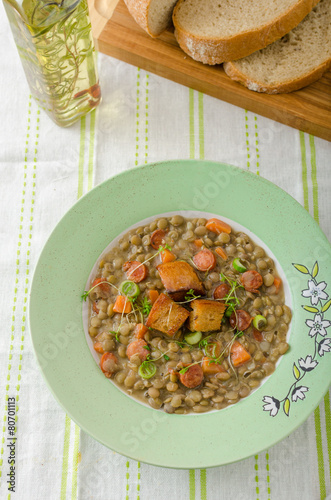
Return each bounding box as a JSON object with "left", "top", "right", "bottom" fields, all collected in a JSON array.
[{"left": 3, "top": 0, "right": 101, "bottom": 126}]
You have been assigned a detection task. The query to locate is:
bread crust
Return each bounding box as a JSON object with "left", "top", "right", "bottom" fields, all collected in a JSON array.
[
  {"left": 173, "top": 0, "right": 321, "bottom": 64},
  {"left": 223, "top": 59, "right": 331, "bottom": 94},
  {"left": 124, "top": 0, "right": 177, "bottom": 37}
]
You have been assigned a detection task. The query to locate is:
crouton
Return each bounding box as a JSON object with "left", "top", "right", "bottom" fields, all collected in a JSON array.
[
  {"left": 188, "top": 299, "right": 226, "bottom": 332},
  {"left": 145, "top": 293, "right": 190, "bottom": 337},
  {"left": 157, "top": 261, "right": 205, "bottom": 301}
]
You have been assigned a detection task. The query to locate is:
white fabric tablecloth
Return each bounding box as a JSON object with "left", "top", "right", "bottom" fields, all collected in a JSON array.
[{"left": 0, "top": 3, "right": 331, "bottom": 499}]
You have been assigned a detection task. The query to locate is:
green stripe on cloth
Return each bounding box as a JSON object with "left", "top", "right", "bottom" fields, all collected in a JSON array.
[
  {"left": 198, "top": 92, "right": 204, "bottom": 160},
  {"left": 145, "top": 74, "right": 149, "bottom": 164},
  {"left": 255, "top": 455, "right": 260, "bottom": 500},
  {"left": 300, "top": 130, "right": 327, "bottom": 498},
  {"left": 135, "top": 68, "right": 140, "bottom": 166},
  {"left": 200, "top": 469, "right": 207, "bottom": 500},
  {"left": 254, "top": 116, "right": 260, "bottom": 176},
  {"left": 126, "top": 460, "right": 130, "bottom": 500},
  {"left": 299, "top": 132, "right": 309, "bottom": 211},
  {"left": 87, "top": 110, "right": 96, "bottom": 192},
  {"left": 71, "top": 423, "right": 80, "bottom": 499},
  {"left": 314, "top": 406, "right": 326, "bottom": 498},
  {"left": 309, "top": 135, "right": 319, "bottom": 224},
  {"left": 189, "top": 89, "right": 195, "bottom": 159},
  {"left": 0, "top": 97, "right": 35, "bottom": 487},
  {"left": 189, "top": 469, "right": 195, "bottom": 500},
  {"left": 60, "top": 415, "right": 72, "bottom": 499},
  {"left": 266, "top": 452, "right": 271, "bottom": 500},
  {"left": 77, "top": 116, "right": 86, "bottom": 198},
  {"left": 14, "top": 107, "right": 40, "bottom": 462},
  {"left": 245, "top": 111, "right": 250, "bottom": 170},
  {"left": 137, "top": 462, "right": 141, "bottom": 500}
]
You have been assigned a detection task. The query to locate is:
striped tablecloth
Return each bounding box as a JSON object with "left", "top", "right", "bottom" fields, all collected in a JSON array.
[{"left": 1, "top": 4, "right": 331, "bottom": 499}]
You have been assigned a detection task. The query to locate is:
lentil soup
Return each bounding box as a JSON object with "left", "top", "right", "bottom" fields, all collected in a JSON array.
[{"left": 83, "top": 212, "right": 291, "bottom": 414}]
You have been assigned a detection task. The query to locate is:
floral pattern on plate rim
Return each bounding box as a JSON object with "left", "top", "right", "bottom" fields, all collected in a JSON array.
[{"left": 263, "top": 261, "right": 331, "bottom": 417}]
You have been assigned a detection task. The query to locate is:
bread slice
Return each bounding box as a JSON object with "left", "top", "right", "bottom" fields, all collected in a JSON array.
[
  {"left": 145, "top": 293, "right": 190, "bottom": 337},
  {"left": 124, "top": 0, "right": 178, "bottom": 37},
  {"left": 224, "top": 0, "right": 331, "bottom": 94},
  {"left": 157, "top": 261, "right": 205, "bottom": 301},
  {"left": 188, "top": 299, "right": 226, "bottom": 332},
  {"left": 173, "top": 0, "right": 321, "bottom": 65}
]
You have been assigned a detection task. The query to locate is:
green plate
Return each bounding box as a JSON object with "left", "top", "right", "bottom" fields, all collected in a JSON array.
[{"left": 29, "top": 160, "right": 331, "bottom": 469}]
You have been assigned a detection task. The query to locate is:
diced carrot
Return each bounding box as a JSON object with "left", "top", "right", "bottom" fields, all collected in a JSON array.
[
  {"left": 273, "top": 277, "right": 282, "bottom": 294},
  {"left": 92, "top": 301, "right": 99, "bottom": 314},
  {"left": 113, "top": 295, "right": 132, "bottom": 314},
  {"left": 134, "top": 323, "right": 148, "bottom": 340},
  {"left": 147, "top": 289, "right": 159, "bottom": 304},
  {"left": 202, "top": 357, "right": 224, "bottom": 375},
  {"left": 194, "top": 239, "right": 204, "bottom": 248},
  {"left": 206, "top": 218, "right": 232, "bottom": 235},
  {"left": 94, "top": 341, "right": 104, "bottom": 354},
  {"left": 215, "top": 246, "right": 228, "bottom": 261},
  {"left": 161, "top": 248, "right": 176, "bottom": 263},
  {"left": 230, "top": 341, "right": 251, "bottom": 367}
]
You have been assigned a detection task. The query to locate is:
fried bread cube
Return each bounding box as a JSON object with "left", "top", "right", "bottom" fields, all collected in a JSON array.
[
  {"left": 157, "top": 261, "right": 205, "bottom": 301},
  {"left": 188, "top": 299, "right": 226, "bottom": 332},
  {"left": 145, "top": 293, "right": 190, "bottom": 337}
]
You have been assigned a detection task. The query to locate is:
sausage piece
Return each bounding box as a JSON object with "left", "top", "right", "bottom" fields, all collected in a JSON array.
[
  {"left": 100, "top": 352, "right": 118, "bottom": 378},
  {"left": 91, "top": 278, "right": 111, "bottom": 299},
  {"left": 126, "top": 339, "right": 149, "bottom": 361},
  {"left": 213, "top": 283, "right": 231, "bottom": 300},
  {"left": 150, "top": 229, "right": 167, "bottom": 249},
  {"left": 193, "top": 249, "right": 216, "bottom": 272},
  {"left": 229, "top": 309, "right": 252, "bottom": 331},
  {"left": 123, "top": 261, "right": 148, "bottom": 283},
  {"left": 179, "top": 364, "right": 204, "bottom": 388},
  {"left": 241, "top": 270, "right": 263, "bottom": 293}
]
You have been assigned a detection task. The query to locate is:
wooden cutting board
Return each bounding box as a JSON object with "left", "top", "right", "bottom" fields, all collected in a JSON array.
[{"left": 89, "top": 0, "right": 331, "bottom": 141}]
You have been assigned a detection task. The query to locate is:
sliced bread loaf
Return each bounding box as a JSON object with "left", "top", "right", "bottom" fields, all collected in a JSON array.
[
  {"left": 124, "top": 0, "right": 178, "bottom": 37},
  {"left": 173, "top": 0, "right": 321, "bottom": 65},
  {"left": 224, "top": 0, "right": 331, "bottom": 94}
]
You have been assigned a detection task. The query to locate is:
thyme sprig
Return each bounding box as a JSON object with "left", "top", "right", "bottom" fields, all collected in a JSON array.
[{"left": 220, "top": 273, "right": 244, "bottom": 316}]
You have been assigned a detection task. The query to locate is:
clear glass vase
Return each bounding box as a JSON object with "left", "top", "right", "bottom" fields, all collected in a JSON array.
[{"left": 3, "top": 0, "right": 101, "bottom": 126}]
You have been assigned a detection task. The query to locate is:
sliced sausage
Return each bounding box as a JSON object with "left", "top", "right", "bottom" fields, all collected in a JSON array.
[
  {"left": 213, "top": 283, "right": 231, "bottom": 300},
  {"left": 229, "top": 309, "right": 252, "bottom": 331},
  {"left": 252, "top": 328, "right": 264, "bottom": 342},
  {"left": 179, "top": 363, "right": 204, "bottom": 388},
  {"left": 100, "top": 352, "right": 118, "bottom": 378},
  {"left": 91, "top": 278, "right": 111, "bottom": 299},
  {"left": 150, "top": 229, "right": 167, "bottom": 249},
  {"left": 193, "top": 249, "right": 216, "bottom": 272},
  {"left": 123, "top": 261, "right": 148, "bottom": 283},
  {"left": 126, "top": 339, "right": 149, "bottom": 361},
  {"left": 241, "top": 270, "right": 263, "bottom": 293}
]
